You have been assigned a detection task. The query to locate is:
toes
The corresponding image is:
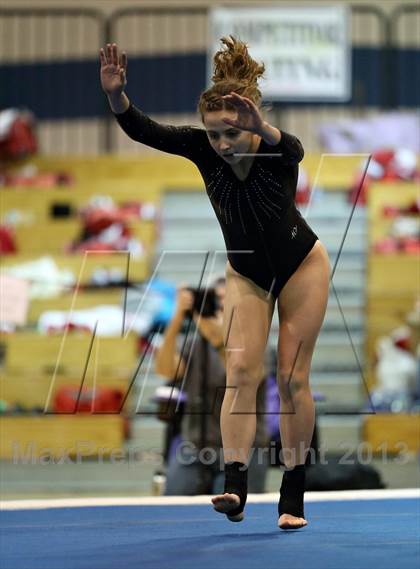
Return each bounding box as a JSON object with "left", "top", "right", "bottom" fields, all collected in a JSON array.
[
  {"left": 223, "top": 494, "right": 238, "bottom": 504},
  {"left": 212, "top": 494, "right": 229, "bottom": 503},
  {"left": 211, "top": 493, "right": 240, "bottom": 513},
  {"left": 278, "top": 514, "right": 307, "bottom": 530}
]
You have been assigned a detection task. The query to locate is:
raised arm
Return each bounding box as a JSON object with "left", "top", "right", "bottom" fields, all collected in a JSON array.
[
  {"left": 100, "top": 43, "right": 130, "bottom": 114},
  {"left": 154, "top": 288, "right": 194, "bottom": 380},
  {"left": 99, "top": 43, "right": 206, "bottom": 160}
]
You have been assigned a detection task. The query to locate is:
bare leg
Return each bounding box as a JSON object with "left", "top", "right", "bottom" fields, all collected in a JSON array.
[
  {"left": 277, "top": 240, "right": 330, "bottom": 529},
  {"left": 212, "top": 261, "right": 274, "bottom": 518}
]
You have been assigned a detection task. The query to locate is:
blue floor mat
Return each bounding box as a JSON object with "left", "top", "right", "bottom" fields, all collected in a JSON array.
[{"left": 1, "top": 498, "right": 419, "bottom": 569}]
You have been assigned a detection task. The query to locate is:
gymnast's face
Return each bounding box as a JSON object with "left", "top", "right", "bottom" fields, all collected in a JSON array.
[{"left": 203, "top": 111, "right": 254, "bottom": 164}]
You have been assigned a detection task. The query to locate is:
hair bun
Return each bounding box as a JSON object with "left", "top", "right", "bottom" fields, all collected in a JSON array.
[
  {"left": 198, "top": 35, "right": 265, "bottom": 118},
  {"left": 212, "top": 36, "right": 265, "bottom": 87}
]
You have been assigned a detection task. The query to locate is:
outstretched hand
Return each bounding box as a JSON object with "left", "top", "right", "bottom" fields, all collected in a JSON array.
[
  {"left": 221, "top": 92, "right": 265, "bottom": 135},
  {"left": 100, "top": 43, "right": 127, "bottom": 96}
]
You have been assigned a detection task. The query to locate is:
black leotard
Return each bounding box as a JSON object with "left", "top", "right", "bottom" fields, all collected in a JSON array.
[{"left": 115, "top": 103, "right": 318, "bottom": 297}]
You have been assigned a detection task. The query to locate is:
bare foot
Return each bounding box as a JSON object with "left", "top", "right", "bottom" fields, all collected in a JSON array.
[
  {"left": 278, "top": 513, "right": 308, "bottom": 530},
  {"left": 211, "top": 493, "right": 244, "bottom": 521}
]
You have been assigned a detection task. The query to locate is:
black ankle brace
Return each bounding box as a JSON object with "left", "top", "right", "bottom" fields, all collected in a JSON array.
[
  {"left": 224, "top": 461, "right": 248, "bottom": 517},
  {"left": 278, "top": 464, "right": 306, "bottom": 518}
]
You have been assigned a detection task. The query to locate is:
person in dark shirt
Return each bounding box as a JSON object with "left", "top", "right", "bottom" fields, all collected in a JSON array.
[{"left": 100, "top": 36, "right": 330, "bottom": 529}]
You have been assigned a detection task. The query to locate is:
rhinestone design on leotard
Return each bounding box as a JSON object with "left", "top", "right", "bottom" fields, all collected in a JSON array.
[
  {"left": 114, "top": 103, "right": 319, "bottom": 296},
  {"left": 207, "top": 160, "right": 287, "bottom": 232}
]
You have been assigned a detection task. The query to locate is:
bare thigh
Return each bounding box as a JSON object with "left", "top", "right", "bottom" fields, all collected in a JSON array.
[
  {"left": 277, "top": 241, "right": 330, "bottom": 377},
  {"left": 224, "top": 261, "right": 275, "bottom": 383}
]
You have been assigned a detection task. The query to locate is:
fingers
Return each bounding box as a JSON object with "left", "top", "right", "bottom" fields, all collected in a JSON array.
[
  {"left": 112, "top": 43, "right": 118, "bottom": 66},
  {"left": 236, "top": 94, "right": 256, "bottom": 106},
  {"left": 106, "top": 43, "right": 112, "bottom": 62},
  {"left": 99, "top": 48, "right": 106, "bottom": 66},
  {"left": 222, "top": 117, "right": 239, "bottom": 127},
  {"left": 120, "top": 51, "right": 128, "bottom": 70},
  {"left": 223, "top": 93, "right": 261, "bottom": 119},
  {"left": 176, "top": 288, "right": 194, "bottom": 312},
  {"left": 102, "top": 43, "right": 126, "bottom": 67},
  {"left": 222, "top": 92, "right": 251, "bottom": 109}
]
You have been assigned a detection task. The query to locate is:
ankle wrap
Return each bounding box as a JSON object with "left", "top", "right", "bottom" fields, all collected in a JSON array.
[
  {"left": 278, "top": 464, "right": 305, "bottom": 518},
  {"left": 224, "top": 461, "right": 248, "bottom": 516}
]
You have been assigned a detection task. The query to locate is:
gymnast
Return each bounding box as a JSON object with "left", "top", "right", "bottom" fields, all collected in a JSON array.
[{"left": 100, "top": 36, "right": 330, "bottom": 530}]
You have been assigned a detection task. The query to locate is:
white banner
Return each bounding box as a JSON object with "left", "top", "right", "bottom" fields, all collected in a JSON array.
[{"left": 208, "top": 4, "right": 351, "bottom": 101}]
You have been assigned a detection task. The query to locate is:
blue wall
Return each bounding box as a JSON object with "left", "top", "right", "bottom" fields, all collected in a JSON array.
[{"left": 1, "top": 48, "right": 419, "bottom": 120}]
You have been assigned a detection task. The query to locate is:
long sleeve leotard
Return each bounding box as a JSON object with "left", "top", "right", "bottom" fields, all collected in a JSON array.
[{"left": 115, "top": 103, "right": 318, "bottom": 297}]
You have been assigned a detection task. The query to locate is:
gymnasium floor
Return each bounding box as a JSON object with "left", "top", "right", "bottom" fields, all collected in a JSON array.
[{"left": 1, "top": 490, "right": 419, "bottom": 569}]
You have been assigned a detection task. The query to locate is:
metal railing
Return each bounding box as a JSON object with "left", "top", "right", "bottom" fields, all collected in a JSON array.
[
  {"left": 1, "top": 4, "right": 417, "bottom": 153},
  {"left": 390, "top": 4, "right": 420, "bottom": 109},
  {"left": 0, "top": 8, "right": 106, "bottom": 153}
]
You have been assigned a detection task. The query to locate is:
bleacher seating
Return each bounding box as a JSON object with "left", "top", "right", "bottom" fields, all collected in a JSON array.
[
  {"left": 363, "top": 182, "right": 419, "bottom": 452},
  {"left": 0, "top": 159, "right": 166, "bottom": 459}
]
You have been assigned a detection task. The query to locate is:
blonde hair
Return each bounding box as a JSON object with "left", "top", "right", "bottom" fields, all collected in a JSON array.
[{"left": 197, "top": 36, "right": 265, "bottom": 121}]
